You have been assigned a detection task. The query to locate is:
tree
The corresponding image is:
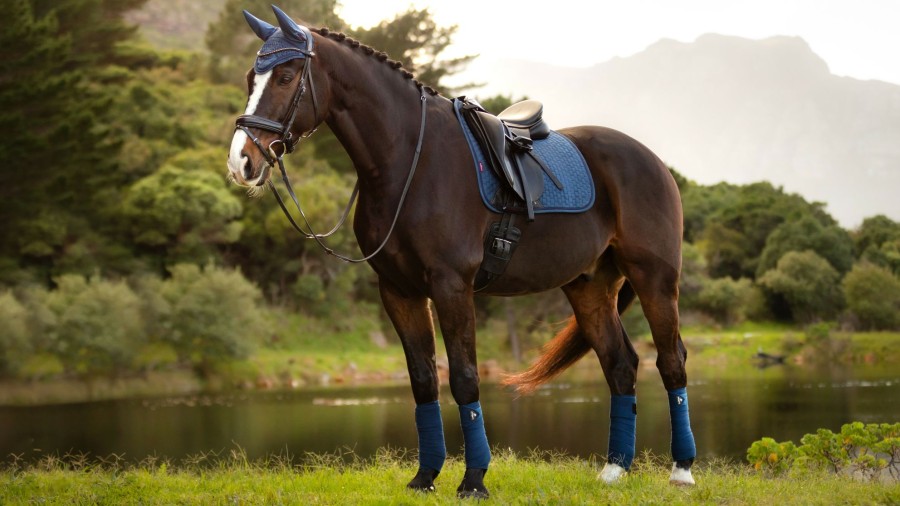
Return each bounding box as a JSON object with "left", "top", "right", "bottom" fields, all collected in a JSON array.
[
  {"left": 758, "top": 251, "right": 843, "bottom": 323},
  {"left": 756, "top": 216, "right": 854, "bottom": 276},
  {"left": 842, "top": 263, "right": 900, "bottom": 330},
  {"left": 697, "top": 277, "right": 754, "bottom": 326},
  {"left": 206, "top": 0, "right": 343, "bottom": 84},
  {"left": 853, "top": 215, "right": 900, "bottom": 258},
  {"left": 700, "top": 183, "right": 837, "bottom": 279}
]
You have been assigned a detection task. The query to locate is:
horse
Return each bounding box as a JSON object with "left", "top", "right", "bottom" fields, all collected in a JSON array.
[{"left": 227, "top": 6, "right": 697, "bottom": 498}]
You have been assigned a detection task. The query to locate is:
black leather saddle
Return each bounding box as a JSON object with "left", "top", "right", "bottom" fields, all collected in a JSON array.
[{"left": 460, "top": 97, "right": 563, "bottom": 220}]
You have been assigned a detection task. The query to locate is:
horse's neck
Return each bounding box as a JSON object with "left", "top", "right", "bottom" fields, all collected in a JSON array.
[{"left": 320, "top": 46, "right": 425, "bottom": 189}]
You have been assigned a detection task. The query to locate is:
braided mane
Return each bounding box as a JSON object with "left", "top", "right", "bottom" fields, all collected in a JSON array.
[{"left": 312, "top": 27, "right": 440, "bottom": 96}]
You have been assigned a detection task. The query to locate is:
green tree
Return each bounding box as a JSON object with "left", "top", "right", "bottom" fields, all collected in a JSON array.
[
  {"left": 842, "top": 263, "right": 900, "bottom": 330},
  {"left": 44, "top": 274, "right": 145, "bottom": 373},
  {"left": 158, "top": 263, "right": 268, "bottom": 373},
  {"left": 205, "top": 0, "right": 343, "bottom": 84},
  {"left": 700, "top": 183, "right": 836, "bottom": 279},
  {"left": 853, "top": 215, "right": 900, "bottom": 257},
  {"left": 758, "top": 250, "right": 843, "bottom": 323},
  {"left": 0, "top": 291, "right": 31, "bottom": 374},
  {"left": 696, "top": 277, "right": 754, "bottom": 325},
  {"left": 756, "top": 216, "right": 854, "bottom": 276}
]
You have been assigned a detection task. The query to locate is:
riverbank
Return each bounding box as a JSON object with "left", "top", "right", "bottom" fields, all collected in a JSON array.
[
  {"left": 2, "top": 450, "right": 897, "bottom": 505},
  {"left": 2, "top": 324, "right": 898, "bottom": 406}
]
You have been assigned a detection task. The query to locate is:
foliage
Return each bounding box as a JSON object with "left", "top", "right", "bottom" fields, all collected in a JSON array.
[
  {"left": 0, "top": 291, "right": 31, "bottom": 373},
  {"left": 154, "top": 263, "right": 268, "bottom": 370},
  {"left": 758, "top": 251, "right": 843, "bottom": 323},
  {"left": 746, "top": 437, "right": 797, "bottom": 476},
  {"left": 698, "top": 183, "right": 834, "bottom": 279},
  {"left": 696, "top": 277, "right": 754, "bottom": 326},
  {"left": 756, "top": 215, "right": 854, "bottom": 276},
  {"left": 748, "top": 422, "right": 900, "bottom": 482},
  {"left": 842, "top": 263, "right": 900, "bottom": 330}
]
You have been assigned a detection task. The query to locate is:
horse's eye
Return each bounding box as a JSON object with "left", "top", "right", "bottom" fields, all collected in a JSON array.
[{"left": 279, "top": 74, "right": 294, "bottom": 85}]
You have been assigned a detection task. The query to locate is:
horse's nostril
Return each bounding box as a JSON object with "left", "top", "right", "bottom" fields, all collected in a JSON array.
[{"left": 241, "top": 157, "right": 253, "bottom": 180}]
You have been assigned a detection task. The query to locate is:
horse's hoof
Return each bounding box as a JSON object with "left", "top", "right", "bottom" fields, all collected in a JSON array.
[
  {"left": 456, "top": 468, "right": 490, "bottom": 499},
  {"left": 669, "top": 464, "right": 695, "bottom": 486},
  {"left": 598, "top": 462, "right": 627, "bottom": 483},
  {"left": 407, "top": 468, "right": 438, "bottom": 493}
]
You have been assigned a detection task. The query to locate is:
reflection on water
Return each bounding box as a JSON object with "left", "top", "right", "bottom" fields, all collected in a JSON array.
[{"left": 1, "top": 365, "right": 898, "bottom": 464}]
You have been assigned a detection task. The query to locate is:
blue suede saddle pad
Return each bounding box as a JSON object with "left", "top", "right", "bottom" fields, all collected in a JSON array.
[{"left": 452, "top": 98, "right": 595, "bottom": 214}]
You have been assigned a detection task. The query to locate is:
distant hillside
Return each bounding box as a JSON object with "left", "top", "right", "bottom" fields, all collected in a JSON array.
[
  {"left": 126, "top": 0, "right": 227, "bottom": 51},
  {"left": 469, "top": 34, "right": 900, "bottom": 227}
]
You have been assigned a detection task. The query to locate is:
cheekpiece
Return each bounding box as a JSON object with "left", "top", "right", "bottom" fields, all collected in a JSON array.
[{"left": 244, "top": 6, "right": 315, "bottom": 74}]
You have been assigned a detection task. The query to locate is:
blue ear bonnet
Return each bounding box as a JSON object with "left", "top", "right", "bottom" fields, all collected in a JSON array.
[{"left": 244, "top": 6, "right": 314, "bottom": 74}]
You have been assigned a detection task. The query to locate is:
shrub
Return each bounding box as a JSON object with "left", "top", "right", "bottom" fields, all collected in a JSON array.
[
  {"left": 0, "top": 291, "right": 30, "bottom": 373},
  {"left": 160, "top": 263, "right": 268, "bottom": 369},
  {"left": 47, "top": 275, "right": 145, "bottom": 373},
  {"left": 758, "top": 251, "right": 844, "bottom": 323},
  {"left": 748, "top": 422, "right": 900, "bottom": 482},
  {"left": 696, "top": 277, "right": 754, "bottom": 325},
  {"left": 842, "top": 263, "right": 900, "bottom": 330},
  {"left": 747, "top": 437, "right": 798, "bottom": 476}
]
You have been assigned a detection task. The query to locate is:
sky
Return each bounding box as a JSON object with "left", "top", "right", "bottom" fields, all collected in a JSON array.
[{"left": 336, "top": 0, "right": 900, "bottom": 86}]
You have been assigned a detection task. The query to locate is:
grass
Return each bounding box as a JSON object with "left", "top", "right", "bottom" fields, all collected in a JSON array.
[{"left": 2, "top": 449, "right": 897, "bottom": 505}]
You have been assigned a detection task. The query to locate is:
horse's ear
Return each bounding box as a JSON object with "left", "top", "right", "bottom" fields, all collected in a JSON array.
[
  {"left": 243, "top": 10, "right": 277, "bottom": 41},
  {"left": 271, "top": 4, "right": 307, "bottom": 43}
]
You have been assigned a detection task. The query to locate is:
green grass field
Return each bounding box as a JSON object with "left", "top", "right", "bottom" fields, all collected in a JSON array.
[{"left": 2, "top": 450, "right": 897, "bottom": 505}]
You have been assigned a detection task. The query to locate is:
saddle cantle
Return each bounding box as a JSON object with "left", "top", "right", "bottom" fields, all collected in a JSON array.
[{"left": 459, "top": 97, "right": 563, "bottom": 220}]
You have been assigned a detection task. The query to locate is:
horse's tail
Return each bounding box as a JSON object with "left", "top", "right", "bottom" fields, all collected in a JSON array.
[{"left": 501, "top": 281, "right": 637, "bottom": 395}]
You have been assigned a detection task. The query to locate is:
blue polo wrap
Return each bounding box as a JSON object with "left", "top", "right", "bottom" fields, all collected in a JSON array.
[
  {"left": 667, "top": 387, "right": 697, "bottom": 461},
  {"left": 459, "top": 401, "right": 491, "bottom": 469},
  {"left": 414, "top": 401, "right": 446, "bottom": 473},
  {"left": 607, "top": 394, "right": 637, "bottom": 469}
]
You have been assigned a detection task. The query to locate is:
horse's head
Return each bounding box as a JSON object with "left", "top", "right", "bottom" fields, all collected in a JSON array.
[{"left": 228, "top": 6, "right": 325, "bottom": 187}]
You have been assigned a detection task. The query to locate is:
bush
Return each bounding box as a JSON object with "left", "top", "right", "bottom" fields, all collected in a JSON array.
[
  {"left": 47, "top": 275, "right": 145, "bottom": 373},
  {"left": 159, "top": 263, "right": 268, "bottom": 369},
  {"left": 842, "top": 263, "right": 900, "bottom": 330},
  {"left": 696, "top": 277, "right": 754, "bottom": 325},
  {"left": 758, "top": 251, "right": 844, "bottom": 323},
  {"left": 0, "top": 291, "right": 30, "bottom": 373},
  {"left": 748, "top": 422, "right": 900, "bottom": 482}
]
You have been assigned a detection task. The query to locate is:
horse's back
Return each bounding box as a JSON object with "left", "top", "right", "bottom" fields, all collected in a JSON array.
[{"left": 561, "top": 125, "right": 683, "bottom": 272}]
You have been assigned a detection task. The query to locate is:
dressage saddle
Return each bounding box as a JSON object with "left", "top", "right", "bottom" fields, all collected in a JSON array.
[{"left": 460, "top": 98, "right": 563, "bottom": 220}]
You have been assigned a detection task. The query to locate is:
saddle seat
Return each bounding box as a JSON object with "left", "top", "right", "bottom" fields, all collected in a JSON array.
[
  {"left": 497, "top": 100, "right": 550, "bottom": 140},
  {"left": 459, "top": 97, "right": 562, "bottom": 220}
]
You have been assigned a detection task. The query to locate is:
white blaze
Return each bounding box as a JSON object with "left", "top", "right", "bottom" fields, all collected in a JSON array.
[{"left": 228, "top": 71, "right": 273, "bottom": 182}]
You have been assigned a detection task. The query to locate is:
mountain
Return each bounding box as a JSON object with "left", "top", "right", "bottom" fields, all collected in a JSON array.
[{"left": 466, "top": 34, "right": 900, "bottom": 227}]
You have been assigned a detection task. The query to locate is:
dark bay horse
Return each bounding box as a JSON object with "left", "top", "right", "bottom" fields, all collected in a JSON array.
[{"left": 227, "top": 6, "right": 696, "bottom": 498}]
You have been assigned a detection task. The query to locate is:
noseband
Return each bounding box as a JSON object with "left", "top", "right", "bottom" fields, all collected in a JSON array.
[{"left": 234, "top": 52, "right": 429, "bottom": 264}]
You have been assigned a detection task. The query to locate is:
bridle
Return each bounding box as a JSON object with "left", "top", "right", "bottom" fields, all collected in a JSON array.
[{"left": 233, "top": 50, "right": 429, "bottom": 264}]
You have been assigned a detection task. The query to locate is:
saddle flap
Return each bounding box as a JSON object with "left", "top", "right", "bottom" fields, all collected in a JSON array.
[{"left": 463, "top": 108, "right": 526, "bottom": 202}]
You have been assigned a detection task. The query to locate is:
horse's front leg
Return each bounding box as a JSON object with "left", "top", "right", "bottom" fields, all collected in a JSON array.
[
  {"left": 379, "top": 279, "right": 445, "bottom": 492},
  {"left": 431, "top": 275, "right": 491, "bottom": 500}
]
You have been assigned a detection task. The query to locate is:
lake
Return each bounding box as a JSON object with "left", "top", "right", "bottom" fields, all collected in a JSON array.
[{"left": 1, "top": 364, "right": 897, "bottom": 464}]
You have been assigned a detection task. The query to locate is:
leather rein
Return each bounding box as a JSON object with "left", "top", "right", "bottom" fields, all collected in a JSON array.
[{"left": 234, "top": 55, "right": 429, "bottom": 263}]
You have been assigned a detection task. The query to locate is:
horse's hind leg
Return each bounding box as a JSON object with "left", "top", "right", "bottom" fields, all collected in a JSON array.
[
  {"left": 379, "top": 279, "right": 445, "bottom": 492},
  {"left": 620, "top": 256, "right": 697, "bottom": 485},
  {"left": 561, "top": 260, "right": 640, "bottom": 484}
]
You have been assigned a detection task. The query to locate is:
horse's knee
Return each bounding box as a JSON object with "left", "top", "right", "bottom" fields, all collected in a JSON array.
[{"left": 449, "top": 365, "right": 480, "bottom": 405}]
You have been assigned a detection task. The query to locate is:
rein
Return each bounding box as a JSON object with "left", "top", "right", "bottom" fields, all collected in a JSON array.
[{"left": 235, "top": 56, "right": 429, "bottom": 264}]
